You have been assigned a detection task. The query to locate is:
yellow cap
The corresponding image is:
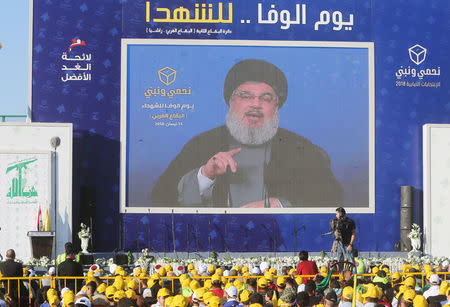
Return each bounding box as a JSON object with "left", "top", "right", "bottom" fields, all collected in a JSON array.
[
  {"left": 233, "top": 266, "right": 241, "bottom": 273},
  {"left": 439, "top": 281, "right": 448, "bottom": 295},
  {"left": 372, "top": 267, "right": 379, "bottom": 274},
  {"left": 362, "top": 286, "right": 378, "bottom": 299},
  {"left": 62, "top": 291, "right": 74, "bottom": 307},
  {"left": 249, "top": 304, "right": 263, "bottom": 307},
  {"left": 188, "top": 264, "right": 195, "bottom": 271},
  {"left": 391, "top": 272, "right": 401, "bottom": 281},
  {"left": 127, "top": 279, "right": 138, "bottom": 291},
  {"left": 96, "top": 283, "right": 106, "bottom": 294},
  {"left": 190, "top": 280, "right": 201, "bottom": 291},
  {"left": 113, "top": 275, "right": 124, "bottom": 290},
  {"left": 48, "top": 294, "right": 60, "bottom": 307},
  {"left": 114, "top": 290, "right": 126, "bottom": 302},
  {"left": 413, "top": 295, "right": 428, "bottom": 307},
  {"left": 211, "top": 274, "right": 220, "bottom": 283},
  {"left": 172, "top": 295, "right": 188, "bottom": 307},
  {"left": 277, "top": 277, "right": 286, "bottom": 287},
  {"left": 240, "top": 289, "right": 252, "bottom": 302},
  {"left": 203, "top": 291, "right": 214, "bottom": 302},
  {"left": 208, "top": 265, "right": 216, "bottom": 274},
  {"left": 295, "top": 276, "right": 303, "bottom": 285},
  {"left": 195, "top": 288, "right": 207, "bottom": 300},
  {"left": 216, "top": 268, "right": 224, "bottom": 276},
  {"left": 204, "top": 279, "right": 212, "bottom": 289},
  {"left": 87, "top": 270, "right": 95, "bottom": 277},
  {"left": 257, "top": 277, "right": 268, "bottom": 288},
  {"left": 191, "top": 269, "right": 198, "bottom": 276},
  {"left": 106, "top": 285, "right": 117, "bottom": 299},
  {"left": 47, "top": 288, "right": 57, "bottom": 297},
  {"left": 165, "top": 296, "right": 174, "bottom": 307},
  {"left": 208, "top": 295, "right": 222, "bottom": 307},
  {"left": 165, "top": 264, "right": 173, "bottom": 272},
  {"left": 402, "top": 276, "right": 415, "bottom": 288},
  {"left": 159, "top": 267, "right": 167, "bottom": 276},
  {"left": 403, "top": 289, "right": 416, "bottom": 303},
  {"left": 126, "top": 289, "right": 137, "bottom": 300},
  {"left": 242, "top": 266, "right": 249, "bottom": 273},
  {"left": 269, "top": 268, "right": 277, "bottom": 275},
  {"left": 288, "top": 268, "right": 296, "bottom": 275},
  {"left": 158, "top": 288, "right": 171, "bottom": 298},
  {"left": 342, "top": 286, "right": 353, "bottom": 300},
  {"left": 264, "top": 271, "right": 274, "bottom": 282},
  {"left": 22, "top": 267, "right": 28, "bottom": 276},
  {"left": 182, "top": 279, "right": 191, "bottom": 288},
  {"left": 395, "top": 285, "right": 407, "bottom": 299},
  {"left": 233, "top": 280, "right": 243, "bottom": 290}
]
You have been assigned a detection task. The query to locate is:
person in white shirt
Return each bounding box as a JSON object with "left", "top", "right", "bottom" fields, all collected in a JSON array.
[{"left": 423, "top": 274, "right": 440, "bottom": 299}]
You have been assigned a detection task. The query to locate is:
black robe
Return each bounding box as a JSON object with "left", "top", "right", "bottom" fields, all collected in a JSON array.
[{"left": 151, "top": 126, "right": 342, "bottom": 207}]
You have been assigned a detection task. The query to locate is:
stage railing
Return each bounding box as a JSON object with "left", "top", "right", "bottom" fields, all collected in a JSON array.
[
  {"left": 0, "top": 115, "right": 27, "bottom": 122},
  {"left": 1, "top": 272, "right": 449, "bottom": 307}
]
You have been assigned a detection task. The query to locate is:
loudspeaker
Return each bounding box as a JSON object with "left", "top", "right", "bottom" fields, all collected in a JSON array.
[
  {"left": 79, "top": 254, "right": 94, "bottom": 265},
  {"left": 113, "top": 253, "right": 128, "bottom": 265},
  {"left": 400, "top": 186, "right": 413, "bottom": 251}
]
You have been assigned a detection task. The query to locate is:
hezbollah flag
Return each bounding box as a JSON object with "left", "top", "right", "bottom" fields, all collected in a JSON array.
[{"left": 43, "top": 206, "right": 51, "bottom": 231}]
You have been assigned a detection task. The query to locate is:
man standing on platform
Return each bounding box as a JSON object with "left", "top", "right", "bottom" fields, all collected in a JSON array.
[
  {"left": 296, "top": 250, "right": 318, "bottom": 281},
  {"left": 57, "top": 242, "right": 83, "bottom": 292},
  {"left": 330, "top": 207, "right": 356, "bottom": 262}
]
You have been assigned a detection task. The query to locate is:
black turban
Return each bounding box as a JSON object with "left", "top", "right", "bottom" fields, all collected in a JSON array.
[{"left": 223, "top": 59, "right": 288, "bottom": 108}]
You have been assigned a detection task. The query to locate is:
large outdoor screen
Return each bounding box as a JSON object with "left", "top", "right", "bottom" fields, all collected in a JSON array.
[{"left": 120, "top": 39, "right": 374, "bottom": 213}]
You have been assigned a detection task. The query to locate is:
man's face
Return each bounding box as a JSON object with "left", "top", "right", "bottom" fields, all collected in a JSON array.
[
  {"left": 229, "top": 82, "right": 278, "bottom": 128},
  {"left": 336, "top": 211, "right": 340, "bottom": 218}
]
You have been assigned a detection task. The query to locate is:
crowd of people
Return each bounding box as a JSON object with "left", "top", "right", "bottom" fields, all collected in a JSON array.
[{"left": 0, "top": 247, "right": 450, "bottom": 307}]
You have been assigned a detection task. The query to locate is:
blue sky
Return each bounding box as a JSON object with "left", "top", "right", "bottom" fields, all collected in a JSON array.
[{"left": 0, "top": 1, "right": 29, "bottom": 117}]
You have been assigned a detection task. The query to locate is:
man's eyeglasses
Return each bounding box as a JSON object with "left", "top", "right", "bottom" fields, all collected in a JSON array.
[{"left": 232, "top": 90, "right": 278, "bottom": 105}]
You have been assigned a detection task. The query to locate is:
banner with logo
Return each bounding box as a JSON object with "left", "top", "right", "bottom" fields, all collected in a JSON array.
[
  {"left": 0, "top": 152, "right": 52, "bottom": 259},
  {"left": 31, "top": 0, "right": 449, "bottom": 251}
]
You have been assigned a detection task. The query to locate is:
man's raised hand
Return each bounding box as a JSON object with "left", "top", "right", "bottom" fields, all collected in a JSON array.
[{"left": 201, "top": 148, "right": 241, "bottom": 180}]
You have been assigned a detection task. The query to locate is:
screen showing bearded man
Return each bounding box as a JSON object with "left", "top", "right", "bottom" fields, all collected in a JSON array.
[{"left": 151, "top": 59, "right": 342, "bottom": 208}]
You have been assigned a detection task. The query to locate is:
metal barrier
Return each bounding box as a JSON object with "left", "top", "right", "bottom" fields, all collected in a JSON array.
[{"left": 0, "top": 271, "right": 448, "bottom": 307}]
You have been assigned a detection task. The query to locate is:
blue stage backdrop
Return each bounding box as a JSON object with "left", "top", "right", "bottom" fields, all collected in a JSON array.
[{"left": 31, "top": 0, "right": 449, "bottom": 252}]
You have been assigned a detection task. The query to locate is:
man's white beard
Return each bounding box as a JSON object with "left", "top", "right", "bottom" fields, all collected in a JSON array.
[{"left": 225, "top": 107, "right": 279, "bottom": 145}]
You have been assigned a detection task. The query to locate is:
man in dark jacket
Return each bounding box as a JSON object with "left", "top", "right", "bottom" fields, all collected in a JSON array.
[
  {"left": 151, "top": 59, "right": 342, "bottom": 208},
  {"left": 57, "top": 243, "right": 83, "bottom": 292},
  {"left": 0, "top": 249, "right": 27, "bottom": 303}
]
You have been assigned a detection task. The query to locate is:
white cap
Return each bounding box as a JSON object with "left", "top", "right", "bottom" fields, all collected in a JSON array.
[
  {"left": 442, "top": 260, "right": 449, "bottom": 269},
  {"left": 177, "top": 265, "right": 185, "bottom": 275},
  {"left": 109, "top": 263, "right": 118, "bottom": 275},
  {"left": 60, "top": 287, "right": 70, "bottom": 298},
  {"left": 75, "top": 297, "right": 92, "bottom": 307},
  {"left": 143, "top": 288, "right": 152, "bottom": 298},
  {"left": 251, "top": 267, "right": 261, "bottom": 275},
  {"left": 260, "top": 262, "right": 269, "bottom": 272},
  {"left": 89, "top": 264, "right": 100, "bottom": 271},
  {"left": 429, "top": 274, "right": 440, "bottom": 285},
  {"left": 198, "top": 264, "right": 207, "bottom": 274},
  {"left": 223, "top": 270, "right": 230, "bottom": 277},
  {"left": 297, "top": 284, "right": 305, "bottom": 293},
  {"left": 48, "top": 266, "right": 56, "bottom": 276},
  {"left": 225, "top": 286, "right": 238, "bottom": 298}
]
